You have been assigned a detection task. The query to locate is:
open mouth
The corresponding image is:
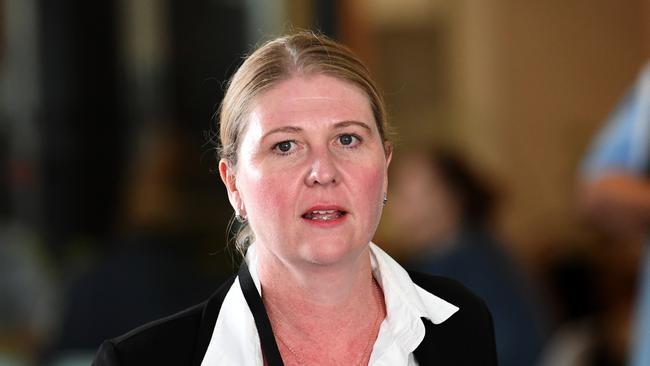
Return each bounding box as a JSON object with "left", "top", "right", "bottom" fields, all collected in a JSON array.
[{"left": 301, "top": 209, "right": 347, "bottom": 221}]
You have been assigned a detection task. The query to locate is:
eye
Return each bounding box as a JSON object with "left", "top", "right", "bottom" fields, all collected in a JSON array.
[
  {"left": 273, "top": 140, "right": 296, "bottom": 154},
  {"left": 338, "top": 134, "right": 360, "bottom": 147}
]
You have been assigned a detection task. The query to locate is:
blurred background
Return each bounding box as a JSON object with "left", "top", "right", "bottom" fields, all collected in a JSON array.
[{"left": 1, "top": 0, "right": 649, "bottom": 365}]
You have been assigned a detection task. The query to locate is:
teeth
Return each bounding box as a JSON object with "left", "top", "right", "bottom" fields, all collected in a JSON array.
[{"left": 303, "top": 210, "right": 345, "bottom": 221}]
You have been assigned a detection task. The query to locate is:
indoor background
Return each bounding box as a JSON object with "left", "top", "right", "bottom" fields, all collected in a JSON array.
[{"left": 1, "top": 0, "right": 648, "bottom": 365}]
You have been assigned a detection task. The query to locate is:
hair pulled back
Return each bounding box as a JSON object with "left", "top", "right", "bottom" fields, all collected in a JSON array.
[{"left": 218, "top": 31, "right": 390, "bottom": 254}]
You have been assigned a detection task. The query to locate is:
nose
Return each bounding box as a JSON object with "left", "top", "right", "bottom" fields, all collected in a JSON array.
[{"left": 305, "top": 149, "right": 340, "bottom": 186}]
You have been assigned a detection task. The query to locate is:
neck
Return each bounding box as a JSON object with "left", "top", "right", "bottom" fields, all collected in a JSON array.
[
  {"left": 256, "top": 243, "right": 375, "bottom": 311},
  {"left": 255, "top": 243, "right": 384, "bottom": 365}
]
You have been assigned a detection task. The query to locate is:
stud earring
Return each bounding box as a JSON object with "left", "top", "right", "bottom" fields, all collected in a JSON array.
[
  {"left": 235, "top": 212, "right": 247, "bottom": 223},
  {"left": 382, "top": 193, "right": 388, "bottom": 206}
]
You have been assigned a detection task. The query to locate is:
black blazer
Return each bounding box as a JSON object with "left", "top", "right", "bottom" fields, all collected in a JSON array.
[{"left": 93, "top": 269, "right": 498, "bottom": 365}]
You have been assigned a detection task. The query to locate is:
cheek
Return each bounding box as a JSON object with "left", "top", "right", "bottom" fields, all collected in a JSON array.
[
  {"left": 241, "top": 169, "right": 295, "bottom": 216},
  {"left": 352, "top": 164, "right": 386, "bottom": 210}
]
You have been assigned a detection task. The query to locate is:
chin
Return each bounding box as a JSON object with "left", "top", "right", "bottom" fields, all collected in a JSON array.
[{"left": 299, "top": 238, "right": 367, "bottom": 266}]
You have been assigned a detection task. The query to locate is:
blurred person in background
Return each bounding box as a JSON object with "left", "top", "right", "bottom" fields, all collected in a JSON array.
[
  {"left": 538, "top": 236, "right": 639, "bottom": 366},
  {"left": 389, "top": 147, "right": 546, "bottom": 366},
  {"left": 46, "top": 125, "right": 226, "bottom": 365},
  {"left": 580, "top": 61, "right": 650, "bottom": 366}
]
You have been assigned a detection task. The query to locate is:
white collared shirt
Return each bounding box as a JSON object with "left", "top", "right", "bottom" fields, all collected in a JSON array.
[{"left": 201, "top": 243, "right": 459, "bottom": 365}]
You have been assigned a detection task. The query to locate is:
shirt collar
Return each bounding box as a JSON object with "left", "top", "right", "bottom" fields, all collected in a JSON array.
[
  {"left": 367, "top": 242, "right": 458, "bottom": 361},
  {"left": 369, "top": 242, "right": 459, "bottom": 325},
  {"left": 200, "top": 243, "right": 459, "bottom": 365}
]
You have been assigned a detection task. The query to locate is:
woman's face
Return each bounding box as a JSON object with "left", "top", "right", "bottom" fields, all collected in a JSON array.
[{"left": 220, "top": 74, "right": 391, "bottom": 267}]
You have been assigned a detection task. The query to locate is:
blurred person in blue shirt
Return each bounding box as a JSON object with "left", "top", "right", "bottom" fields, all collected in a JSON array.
[{"left": 580, "top": 61, "right": 650, "bottom": 366}]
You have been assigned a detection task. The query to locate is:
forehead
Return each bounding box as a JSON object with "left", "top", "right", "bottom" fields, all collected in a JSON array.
[{"left": 247, "top": 74, "right": 375, "bottom": 132}]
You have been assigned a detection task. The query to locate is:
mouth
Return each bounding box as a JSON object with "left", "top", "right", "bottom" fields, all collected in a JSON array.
[{"left": 301, "top": 208, "right": 348, "bottom": 221}]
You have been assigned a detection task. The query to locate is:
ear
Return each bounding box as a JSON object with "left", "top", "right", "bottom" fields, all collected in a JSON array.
[
  {"left": 383, "top": 141, "right": 393, "bottom": 194},
  {"left": 384, "top": 141, "right": 393, "bottom": 167},
  {"left": 219, "top": 159, "right": 244, "bottom": 215}
]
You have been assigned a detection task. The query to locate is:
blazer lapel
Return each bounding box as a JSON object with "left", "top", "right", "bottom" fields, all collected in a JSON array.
[
  {"left": 192, "top": 275, "right": 236, "bottom": 366},
  {"left": 412, "top": 317, "right": 439, "bottom": 363},
  {"left": 191, "top": 263, "right": 285, "bottom": 366}
]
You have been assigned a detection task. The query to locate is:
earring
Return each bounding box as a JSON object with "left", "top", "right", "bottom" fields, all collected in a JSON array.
[
  {"left": 382, "top": 193, "right": 388, "bottom": 206},
  {"left": 235, "top": 212, "right": 247, "bottom": 223}
]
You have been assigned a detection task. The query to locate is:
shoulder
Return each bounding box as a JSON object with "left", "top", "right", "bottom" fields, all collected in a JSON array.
[
  {"left": 92, "top": 275, "right": 237, "bottom": 366},
  {"left": 92, "top": 302, "right": 205, "bottom": 365},
  {"left": 409, "top": 271, "right": 498, "bottom": 365}
]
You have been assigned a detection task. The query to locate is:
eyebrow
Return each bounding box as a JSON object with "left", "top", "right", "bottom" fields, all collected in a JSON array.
[
  {"left": 333, "top": 120, "right": 372, "bottom": 132},
  {"left": 262, "top": 120, "right": 372, "bottom": 140},
  {"left": 262, "top": 126, "right": 303, "bottom": 140}
]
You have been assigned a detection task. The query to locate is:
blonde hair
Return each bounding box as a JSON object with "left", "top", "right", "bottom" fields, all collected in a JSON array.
[{"left": 218, "top": 31, "right": 391, "bottom": 254}]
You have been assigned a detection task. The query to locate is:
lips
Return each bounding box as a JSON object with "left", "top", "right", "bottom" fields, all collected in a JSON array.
[{"left": 301, "top": 206, "right": 348, "bottom": 221}]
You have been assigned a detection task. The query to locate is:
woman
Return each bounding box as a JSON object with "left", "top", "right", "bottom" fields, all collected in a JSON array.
[{"left": 93, "top": 32, "right": 497, "bottom": 366}]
